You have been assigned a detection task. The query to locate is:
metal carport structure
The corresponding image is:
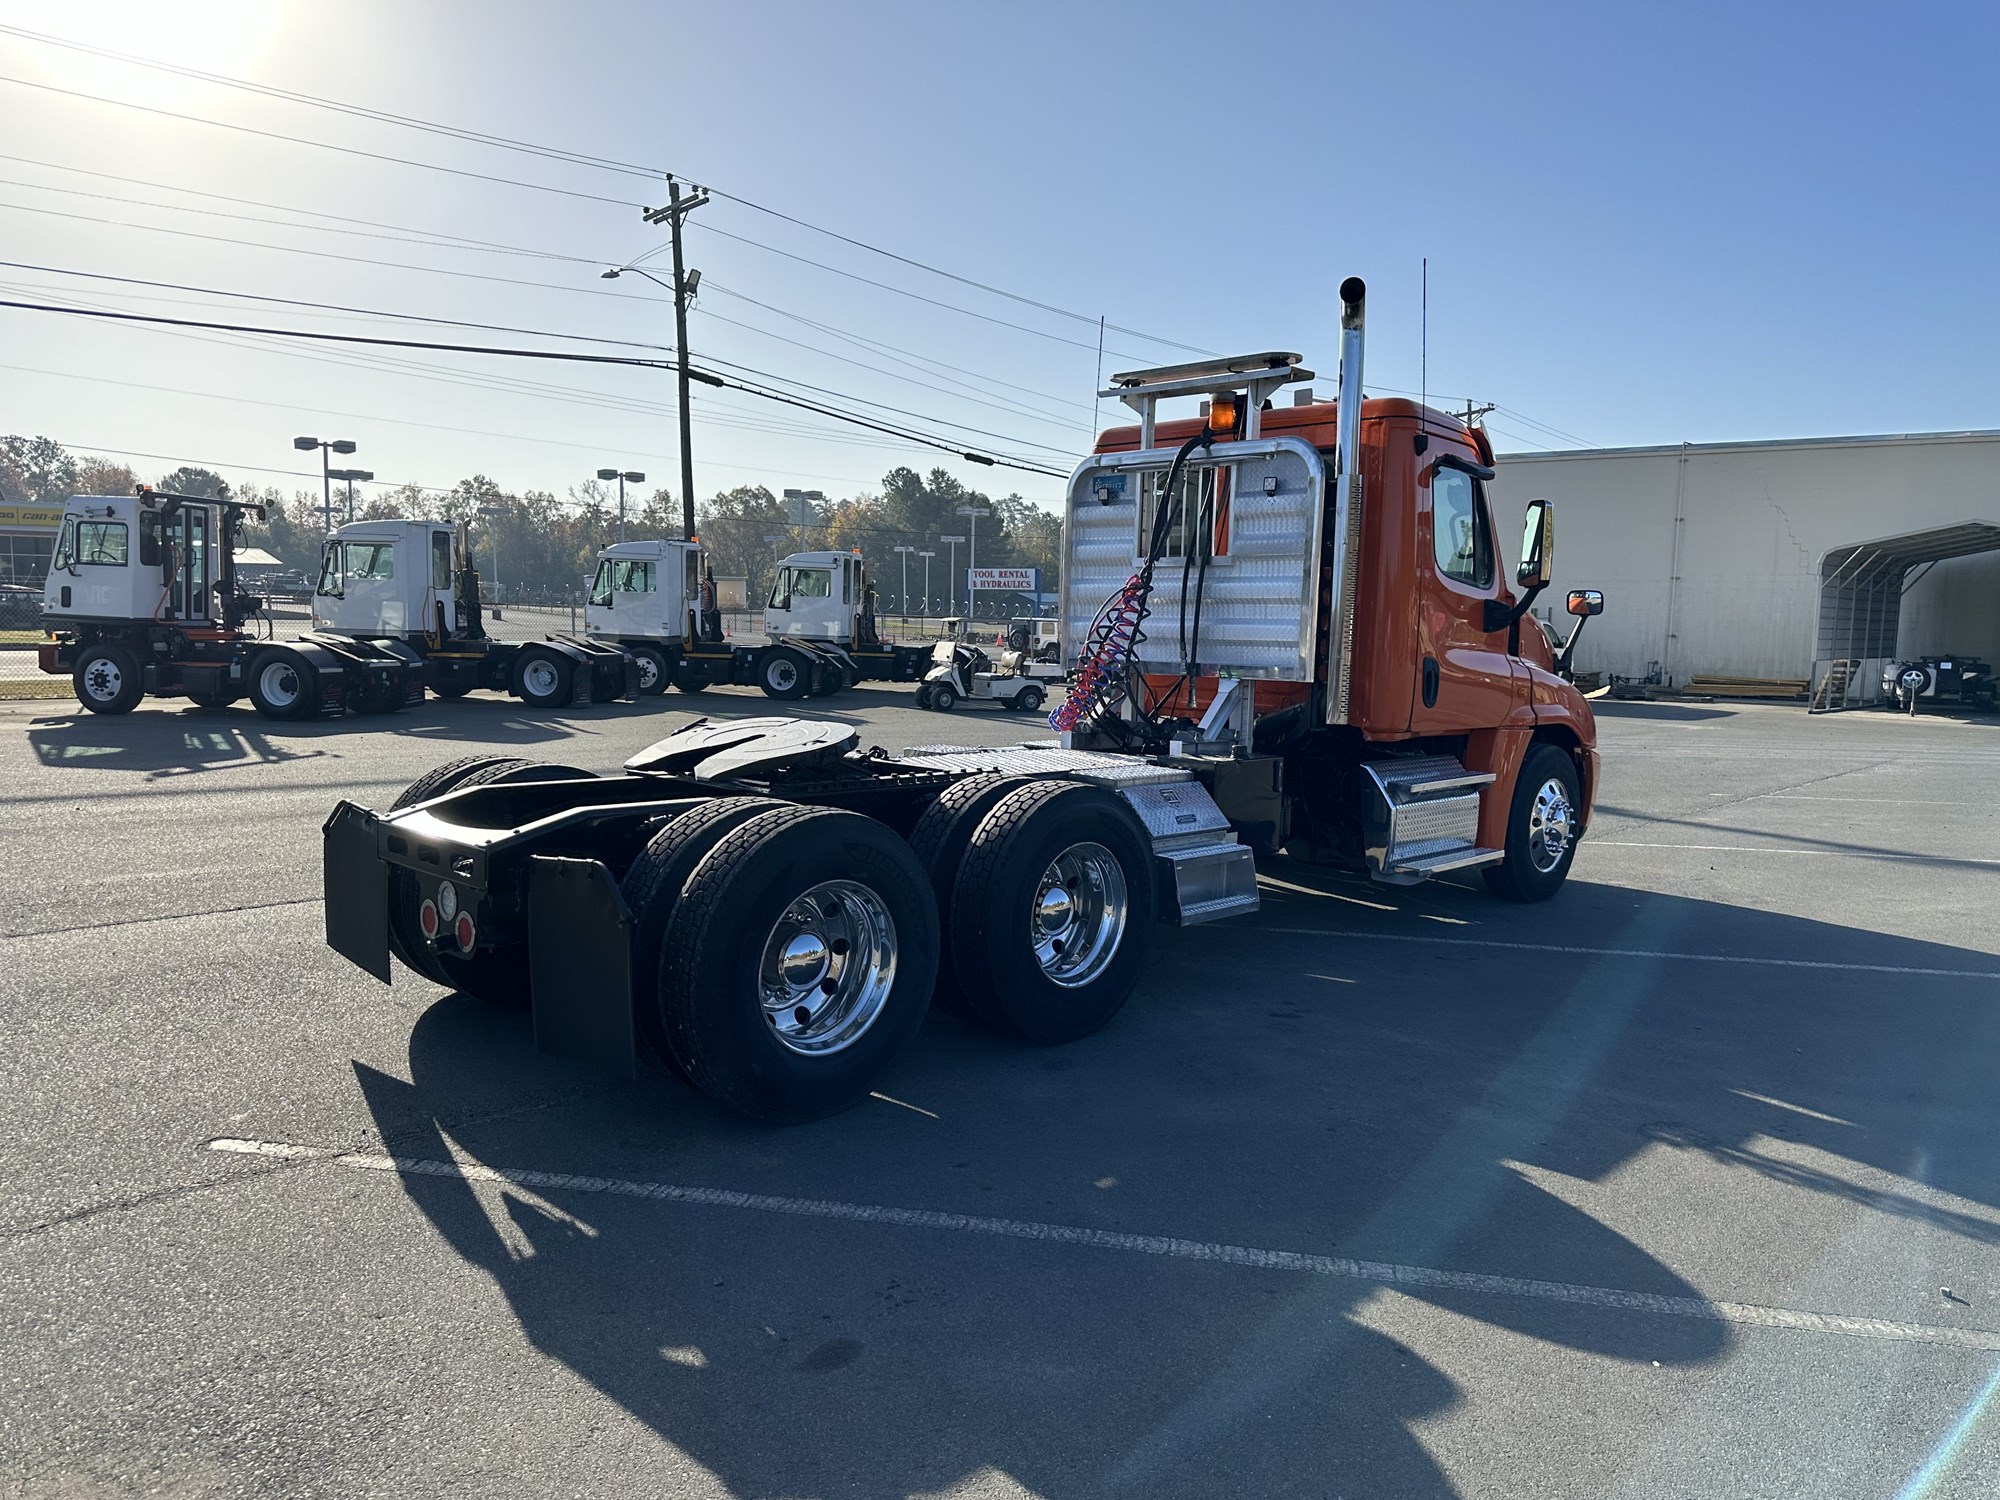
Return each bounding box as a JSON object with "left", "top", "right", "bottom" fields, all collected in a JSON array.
[{"left": 1816, "top": 521, "right": 2000, "bottom": 660}]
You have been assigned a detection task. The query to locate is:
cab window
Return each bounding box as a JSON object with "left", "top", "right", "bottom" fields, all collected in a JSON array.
[
  {"left": 344, "top": 542, "right": 395, "bottom": 580},
  {"left": 52, "top": 517, "right": 75, "bottom": 570},
  {"left": 789, "top": 567, "right": 831, "bottom": 599},
  {"left": 431, "top": 531, "right": 452, "bottom": 589},
  {"left": 767, "top": 567, "right": 791, "bottom": 609},
  {"left": 615, "top": 560, "right": 655, "bottom": 593},
  {"left": 140, "top": 511, "right": 163, "bottom": 566},
  {"left": 590, "top": 560, "right": 613, "bottom": 606},
  {"left": 1431, "top": 468, "right": 1493, "bottom": 588},
  {"left": 75, "top": 521, "right": 129, "bottom": 566},
  {"left": 316, "top": 543, "right": 343, "bottom": 596}
]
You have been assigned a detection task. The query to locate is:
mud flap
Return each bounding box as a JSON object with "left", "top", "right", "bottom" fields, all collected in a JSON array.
[
  {"left": 323, "top": 800, "right": 390, "bottom": 981},
  {"left": 527, "top": 855, "right": 639, "bottom": 1080}
]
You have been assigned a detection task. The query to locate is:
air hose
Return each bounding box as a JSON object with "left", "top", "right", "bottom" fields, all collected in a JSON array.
[{"left": 1050, "top": 427, "right": 1212, "bottom": 733}]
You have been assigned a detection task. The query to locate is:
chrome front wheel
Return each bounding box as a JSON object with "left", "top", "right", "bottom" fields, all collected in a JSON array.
[{"left": 1526, "top": 777, "right": 1576, "bottom": 873}]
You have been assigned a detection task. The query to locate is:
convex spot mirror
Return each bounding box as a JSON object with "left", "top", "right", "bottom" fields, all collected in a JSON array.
[
  {"left": 1567, "top": 588, "right": 1604, "bottom": 618},
  {"left": 1517, "top": 499, "right": 1555, "bottom": 589}
]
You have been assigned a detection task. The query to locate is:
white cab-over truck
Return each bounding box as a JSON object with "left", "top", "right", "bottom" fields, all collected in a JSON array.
[{"left": 584, "top": 538, "right": 859, "bottom": 700}]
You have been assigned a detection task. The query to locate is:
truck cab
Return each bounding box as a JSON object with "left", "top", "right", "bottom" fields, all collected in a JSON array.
[
  {"left": 584, "top": 539, "right": 703, "bottom": 646},
  {"left": 764, "top": 550, "right": 873, "bottom": 646},
  {"left": 43, "top": 492, "right": 224, "bottom": 627},
  {"left": 313, "top": 520, "right": 462, "bottom": 642},
  {"left": 1063, "top": 285, "right": 1601, "bottom": 897}
]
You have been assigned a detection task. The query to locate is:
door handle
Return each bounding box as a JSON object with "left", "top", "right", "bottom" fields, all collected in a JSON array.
[{"left": 1422, "top": 655, "right": 1440, "bottom": 708}]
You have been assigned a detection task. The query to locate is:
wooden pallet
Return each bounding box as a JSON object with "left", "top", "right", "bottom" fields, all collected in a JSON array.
[{"left": 1687, "top": 674, "right": 1808, "bottom": 700}]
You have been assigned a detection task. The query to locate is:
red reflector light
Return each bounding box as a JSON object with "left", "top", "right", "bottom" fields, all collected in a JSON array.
[
  {"left": 418, "top": 899, "right": 439, "bottom": 939},
  {"left": 454, "top": 912, "right": 476, "bottom": 953}
]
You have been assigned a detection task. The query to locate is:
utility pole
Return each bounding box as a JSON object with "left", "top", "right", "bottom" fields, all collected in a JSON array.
[
  {"left": 940, "top": 533, "right": 966, "bottom": 614},
  {"left": 1460, "top": 399, "right": 1497, "bottom": 429},
  {"left": 641, "top": 176, "right": 710, "bottom": 541}
]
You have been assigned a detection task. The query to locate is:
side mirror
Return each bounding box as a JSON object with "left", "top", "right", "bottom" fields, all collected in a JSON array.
[
  {"left": 1567, "top": 588, "right": 1604, "bottom": 618},
  {"left": 1517, "top": 499, "right": 1554, "bottom": 589}
]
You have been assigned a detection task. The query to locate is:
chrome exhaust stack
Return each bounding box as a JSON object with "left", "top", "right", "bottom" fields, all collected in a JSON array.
[{"left": 1327, "top": 276, "right": 1367, "bottom": 724}]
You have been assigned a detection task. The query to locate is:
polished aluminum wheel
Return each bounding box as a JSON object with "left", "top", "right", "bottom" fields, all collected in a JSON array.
[
  {"left": 258, "top": 659, "right": 302, "bottom": 709},
  {"left": 1031, "top": 842, "right": 1129, "bottom": 988},
  {"left": 634, "top": 653, "right": 662, "bottom": 690},
  {"left": 758, "top": 879, "right": 898, "bottom": 1055},
  {"left": 1527, "top": 777, "right": 1576, "bottom": 873},
  {"left": 521, "top": 658, "right": 562, "bottom": 699}
]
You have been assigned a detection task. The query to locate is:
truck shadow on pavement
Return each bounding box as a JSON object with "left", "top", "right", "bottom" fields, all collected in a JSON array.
[{"left": 347, "top": 866, "right": 2000, "bottom": 1497}]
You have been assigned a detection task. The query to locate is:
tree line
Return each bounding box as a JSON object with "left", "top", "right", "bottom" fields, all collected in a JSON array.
[{"left": 1, "top": 434, "right": 1062, "bottom": 611}]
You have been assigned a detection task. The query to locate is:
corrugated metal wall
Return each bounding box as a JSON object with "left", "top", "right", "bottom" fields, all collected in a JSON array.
[{"left": 1490, "top": 433, "right": 2000, "bottom": 682}]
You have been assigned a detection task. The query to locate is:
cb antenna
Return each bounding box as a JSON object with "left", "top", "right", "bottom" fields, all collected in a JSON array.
[{"left": 1415, "top": 256, "right": 1429, "bottom": 455}]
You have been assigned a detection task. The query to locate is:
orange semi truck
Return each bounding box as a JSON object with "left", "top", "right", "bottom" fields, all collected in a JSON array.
[{"left": 323, "top": 277, "right": 1603, "bottom": 1121}]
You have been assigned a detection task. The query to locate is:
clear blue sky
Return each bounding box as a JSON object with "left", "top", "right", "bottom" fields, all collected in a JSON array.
[{"left": 1, "top": 0, "right": 1994, "bottom": 512}]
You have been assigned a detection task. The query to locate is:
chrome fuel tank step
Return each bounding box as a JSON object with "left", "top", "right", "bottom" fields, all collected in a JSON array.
[{"left": 1362, "top": 755, "right": 1502, "bottom": 885}]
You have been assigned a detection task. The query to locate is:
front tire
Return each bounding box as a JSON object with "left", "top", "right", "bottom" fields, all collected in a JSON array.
[
  {"left": 1482, "top": 744, "right": 1582, "bottom": 903},
  {"left": 930, "top": 683, "right": 959, "bottom": 712},
  {"left": 630, "top": 645, "right": 671, "bottom": 697},
  {"left": 660, "top": 806, "right": 938, "bottom": 1122},
  {"left": 948, "top": 781, "right": 1155, "bottom": 1044},
  {"left": 73, "top": 642, "right": 144, "bottom": 715}
]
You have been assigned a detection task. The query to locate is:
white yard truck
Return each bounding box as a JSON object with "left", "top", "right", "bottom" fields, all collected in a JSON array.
[
  {"left": 312, "top": 518, "right": 635, "bottom": 710},
  {"left": 763, "top": 549, "right": 933, "bottom": 684},
  {"left": 584, "top": 538, "right": 860, "bottom": 700},
  {"left": 40, "top": 487, "right": 423, "bottom": 718}
]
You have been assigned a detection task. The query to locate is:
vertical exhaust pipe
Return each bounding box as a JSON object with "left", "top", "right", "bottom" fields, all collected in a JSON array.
[{"left": 1327, "top": 277, "right": 1367, "bottom": 724}]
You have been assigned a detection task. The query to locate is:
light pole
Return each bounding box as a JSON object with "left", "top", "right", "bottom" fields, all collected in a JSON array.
[
  {"left": 782, "top": 488, "right": 824, "bottom": 550},
  {"left": 917, "top": 549, "right": 935, "bottom": 616},
  {"left": 956, "top": 504, "right": 990, "bottom": 619},
  {"left": 596, "top": 468, "right": 645, "bottom": 544},
  {"left": 939, "top": 533, "right": 966, "bottom": 614},
  {"left": 293, "top": 435, "right": 357, "bottom": 532},
  {"left": 475, "top": 504, "right": 503, "bottom": 610},
  {"left": 893, "top": 543, "right": 914, "bottom": 616},
  {"left": 327, "top": 468, "right": 372, "bottom": 524}
]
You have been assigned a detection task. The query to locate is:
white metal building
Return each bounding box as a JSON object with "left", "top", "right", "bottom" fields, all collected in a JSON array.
[{"left": 1491, "top": 429, "right": 2000, "bottom": 693}]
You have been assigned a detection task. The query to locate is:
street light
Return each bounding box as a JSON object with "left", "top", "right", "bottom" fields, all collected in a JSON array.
[
  {"left": 595, "top": 467, "right": 646, "bottom": 544},
  {"left": 293, "top": 435, "right": 357, "bottom": 532},
  {"left": 917, "top": 549, "right": 936, "bottom": 617},
  {"left": 327, "top": 468, "right": 373, "bottom": 524},
  {"left": 782, "top": 488, "right": 824, "bottom": 550},
  {"left": 475, "top": 504, "right": 504, "bottom": 610},
  {"left": 956, "top": 504, "right": 991, "bottom": 619},
  {"left": 939, "top": 533, "right": 966, "bottom": 614},
  {"left": 893, "top": 543, "right": 914, "bottom": 616}
]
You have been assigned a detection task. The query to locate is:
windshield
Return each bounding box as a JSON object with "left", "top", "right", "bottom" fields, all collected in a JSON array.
[{"left": 589, "top": 560, "right": 613, "bottom": 607}]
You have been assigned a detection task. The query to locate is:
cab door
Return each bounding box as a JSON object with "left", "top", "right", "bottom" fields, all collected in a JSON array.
[
  {"left": 165, "top": 506, "right": 211, "bottom": 622},
  {"left": 427, "top": 529, "right": 455, "bottom": 641},
  {"left": 1410, "top": 453, "right": 1521, "bottom": 732}
]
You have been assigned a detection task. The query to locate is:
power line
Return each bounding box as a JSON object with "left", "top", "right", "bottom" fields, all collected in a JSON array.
[
  {"left": 0, "top": 73, "right": 641, "bottom": 208},
  {"left": 0, "top": 21, "right": 1203, "bottom": 352},
  {"left": 0, "top": 170, "right": 596, "bottom": 264},
  {"left": 0, "top": 299, "right": 1069, "bottom": 476}
]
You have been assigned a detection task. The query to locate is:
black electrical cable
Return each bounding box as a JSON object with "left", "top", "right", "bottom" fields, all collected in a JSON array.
[{"left": 0, "top": 298, "right": 1071, "bottom": 477}]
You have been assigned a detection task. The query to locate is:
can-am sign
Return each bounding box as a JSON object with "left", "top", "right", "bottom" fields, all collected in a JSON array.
[{"left": 967, "top": 567, "right": 1038, "bottom": 593}]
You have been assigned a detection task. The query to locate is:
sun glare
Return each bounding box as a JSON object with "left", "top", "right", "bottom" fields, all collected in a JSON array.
[{"left": 14, "top": 0, "right": 281, "bottom": 85}]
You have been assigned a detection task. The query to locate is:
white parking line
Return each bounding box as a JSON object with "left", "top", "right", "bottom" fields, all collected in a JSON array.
[
  {"left": 1589, "top": 840, "right": 2000, "bottom": 864},
  {"left": 1261, "top": 928, "right": 2000, "bottom": 979},
  {"left": 209, "top": 1137, "right": 2000, "bottom": 1352}
]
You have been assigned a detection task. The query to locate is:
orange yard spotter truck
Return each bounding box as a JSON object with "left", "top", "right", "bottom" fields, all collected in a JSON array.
[{"left": 323, "top": 278, "right": 1603, "bottom": 1122}]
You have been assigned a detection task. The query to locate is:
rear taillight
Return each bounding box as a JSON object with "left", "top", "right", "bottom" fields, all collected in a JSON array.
[
  {"left": 418, "top": 899, "right": 440, "bottom": 940},
  {"left": 454, "top": 912, "right": 476, "bottom": 953}
]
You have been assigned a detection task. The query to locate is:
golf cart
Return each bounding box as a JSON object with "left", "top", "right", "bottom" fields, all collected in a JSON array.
[{"left": 915, "top": 616, "right": 1066, "bottom": 713}]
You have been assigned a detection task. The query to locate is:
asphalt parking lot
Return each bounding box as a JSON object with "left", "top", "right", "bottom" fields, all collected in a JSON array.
[{"left": 3, "top": 688, "right": 1998, "bottom": 1498}]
